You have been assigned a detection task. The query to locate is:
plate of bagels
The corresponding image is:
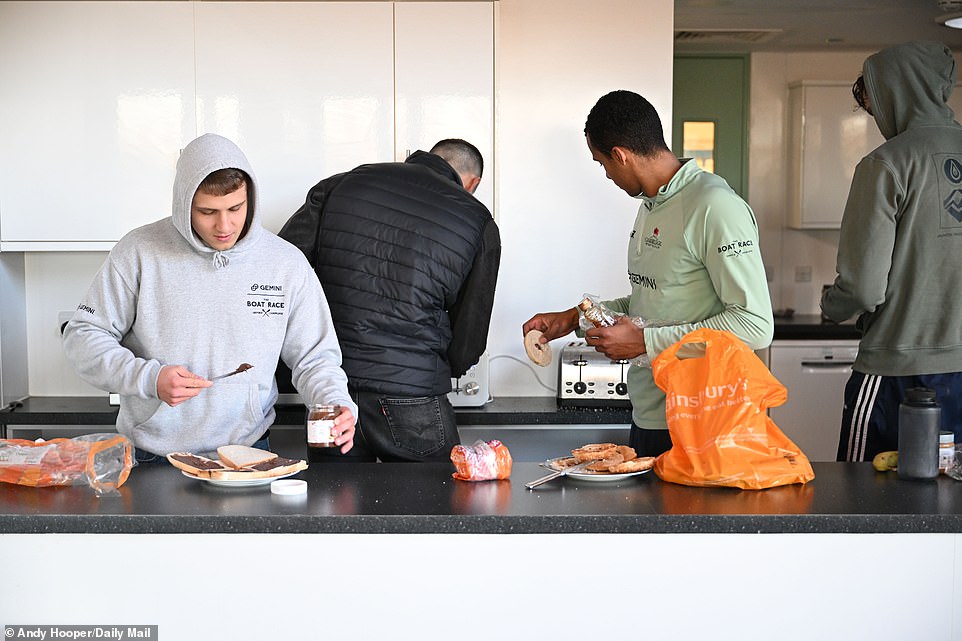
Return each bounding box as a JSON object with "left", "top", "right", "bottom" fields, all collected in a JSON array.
[
  {"left": 167, "top": 445, "right": 307, "bottom": 487},
  {"left": 544, "top": 443, "right": 655, "bottom": 482}
]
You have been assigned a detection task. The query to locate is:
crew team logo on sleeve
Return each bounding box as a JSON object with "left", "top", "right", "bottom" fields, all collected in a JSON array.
[{"left": 716, "top": 239, "right": 755, "bottom": 257}]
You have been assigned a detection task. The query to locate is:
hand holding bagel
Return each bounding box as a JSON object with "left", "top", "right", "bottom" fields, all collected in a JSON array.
[{"left": 523, "top": 329, "right": 552, "bottom": 366}]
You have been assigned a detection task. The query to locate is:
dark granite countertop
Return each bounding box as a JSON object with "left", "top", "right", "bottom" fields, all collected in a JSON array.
[
  {"left": 773, "top": 314, "right": 860, "bottom": 341},
  {"left": 0, "top": 395, "right": 631, "bottom": 428},
  {"left": 2, "top": 461, "right": 959, "bottom": 535}
]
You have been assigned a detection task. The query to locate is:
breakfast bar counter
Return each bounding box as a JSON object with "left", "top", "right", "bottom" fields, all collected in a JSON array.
[
  {"left": 1, "top": 461, "right": 961, "bottom": 534},
  {"left": 2, "top": 461, "right": 961, "bottom": 639}
]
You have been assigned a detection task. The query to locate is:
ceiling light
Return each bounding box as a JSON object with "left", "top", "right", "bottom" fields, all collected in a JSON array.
[{"left": 937, "top": 12, "right": 962, "bottom": 28}]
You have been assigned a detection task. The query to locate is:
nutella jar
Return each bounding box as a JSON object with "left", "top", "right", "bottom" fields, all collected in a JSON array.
[{"left": 306, "top": 403, "right": 340, "bottom": 448}]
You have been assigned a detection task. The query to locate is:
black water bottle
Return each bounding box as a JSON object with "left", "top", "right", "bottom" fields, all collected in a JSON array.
[{"left": 897, "top": 387, "right": 941, "bottom": 480}]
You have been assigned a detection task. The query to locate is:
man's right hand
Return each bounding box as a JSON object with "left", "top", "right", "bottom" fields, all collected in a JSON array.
[
  {"left": 522, "top": 307, "right": 580, "bottom": 342},
  {"left": 157, "top": 365, "right": 212, "bottom": 407}
]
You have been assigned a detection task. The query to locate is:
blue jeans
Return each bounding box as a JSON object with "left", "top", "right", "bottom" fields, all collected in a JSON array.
[{"left": 134, "top": 433, "right": 271, "bottom": 464}]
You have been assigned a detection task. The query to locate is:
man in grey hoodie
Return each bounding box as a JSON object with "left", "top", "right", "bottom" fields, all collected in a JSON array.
[
  {"left": 821, "top": 41, "right": 962, "bottom": 461},
  {"left": 63, "top": 133, "right": 357, "bottom": 462}
]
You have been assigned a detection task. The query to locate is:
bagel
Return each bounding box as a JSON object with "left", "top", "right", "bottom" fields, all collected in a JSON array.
[
  {"left": 608, "top": 457, "right": 655, "bottom": 474},
  {"left": 523, "top": 329, "right": 552, "bottom": 367},
  {"left": 616, "top": 445, "right": 638, "bottom": 462},
  {"left": 552, "top": 456, "right": 581, "bottom": 469},
  {"left": 586, "top": 453, "right": 625, "bottom": 471},
  {"left": 571, "top": 442, "right": 619, "bottom": 462}
]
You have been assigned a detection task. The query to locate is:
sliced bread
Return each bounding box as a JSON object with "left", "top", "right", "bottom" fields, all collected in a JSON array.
[{"left": 216, "top": 445, "right": 278, "bottom": 469}]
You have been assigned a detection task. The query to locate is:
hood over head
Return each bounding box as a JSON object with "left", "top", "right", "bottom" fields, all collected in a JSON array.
[
  {"left": 172, "top": 133, "right": 261, "bottom": 266},
  {"left": 863, "top": 40, "right": 957, "bottom": 141}
]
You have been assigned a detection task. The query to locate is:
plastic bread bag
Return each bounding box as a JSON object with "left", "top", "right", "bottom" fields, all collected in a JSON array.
[
  {"left": 577, "top": 293, "right": 673, "bottom": 369},
  {"left": 450, "top": 439, "right": 512, "bottom": 481},
  {"left": 0, "top": 433, "right": 135, "bottom": 496}
]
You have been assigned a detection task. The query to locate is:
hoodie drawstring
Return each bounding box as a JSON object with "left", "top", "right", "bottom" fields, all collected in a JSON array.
[{"left": 212, "top": 252, "right": 230, "bottom": 269}]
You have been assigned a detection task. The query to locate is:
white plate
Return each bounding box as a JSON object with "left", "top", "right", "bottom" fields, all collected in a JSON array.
[
  {"left": 543, "top": 457, "right": 653, "bottom": 483},
  {"left": 181, "top": 470, "right": 300, "bottom": 488}
]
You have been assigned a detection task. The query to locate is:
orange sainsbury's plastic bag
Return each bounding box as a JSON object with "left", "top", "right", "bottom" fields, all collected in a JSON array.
[{"left": 651, "top": 329, "right": 814, "bottom": 490}]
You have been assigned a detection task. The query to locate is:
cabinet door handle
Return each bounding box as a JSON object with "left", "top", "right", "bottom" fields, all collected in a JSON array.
[{"left": 799, "top": 361, "right": 855, "bottom": 370}]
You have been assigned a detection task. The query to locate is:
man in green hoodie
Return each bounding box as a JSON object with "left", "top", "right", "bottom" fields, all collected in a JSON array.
[
  {"left": 821, "top": 41, "right": 962, "bottom": 462},
  {"left": 523, "top": 90, "right": 773, "bottom": 457}
]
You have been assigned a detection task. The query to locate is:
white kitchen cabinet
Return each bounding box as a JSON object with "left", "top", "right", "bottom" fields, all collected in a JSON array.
[
  {"left": 787, "top": 81, "right": 962, "bottom": 230},
  {"left": 194, "top": 2, "right": 396, "bottom": 233},
  {"left": 787, "top": 81, "right": 883, "bottom": 230},
  {"left": 0, "top": 1, "right": 495, "bottom": 247},
  {"left": 0, "top": 1, "right": 196, "bottom": 250},
  {"left": 394, "top": 1, "right": 495, "bottom": 214}
]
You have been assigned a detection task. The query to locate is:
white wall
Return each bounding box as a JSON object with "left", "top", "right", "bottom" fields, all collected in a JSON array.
[
  {"left": 22, "top": 0, "right": 675, "bottom": 397},
  {"left": 488, "top": 0, "right": 674, "bottom": 397}
]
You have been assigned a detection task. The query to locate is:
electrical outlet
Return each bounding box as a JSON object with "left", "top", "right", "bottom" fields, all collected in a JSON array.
[
  {"left": 57, "top": 311, "right": 74, "bottom": 335},
  {"left": 794, "top": 265, "right": 812, "bottom": 283},
  {"left": 448, "top": 352, "right": 490, "bottom": 407}
]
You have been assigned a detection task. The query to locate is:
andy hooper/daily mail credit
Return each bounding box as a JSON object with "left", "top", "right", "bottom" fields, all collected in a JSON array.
[{"left": 4, "top": 626, "right": 157, "bottom": 640}]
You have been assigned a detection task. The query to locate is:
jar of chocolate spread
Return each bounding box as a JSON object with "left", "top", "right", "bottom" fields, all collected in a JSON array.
[{"left": 306, "top": 404, "right": 341, "bottom": 448}]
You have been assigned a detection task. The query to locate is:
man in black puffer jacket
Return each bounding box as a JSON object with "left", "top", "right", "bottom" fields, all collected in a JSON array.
[{"left": 279, "top": 139, "right": 500, "bottom": 462}]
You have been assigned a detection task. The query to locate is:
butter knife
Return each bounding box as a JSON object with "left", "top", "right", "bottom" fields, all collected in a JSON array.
[
  {"left": 525, "top": 459, "right": 598, "bottom": 490},
  {"left": 210, "top": 363, "right": 253, "bottom": 381}
]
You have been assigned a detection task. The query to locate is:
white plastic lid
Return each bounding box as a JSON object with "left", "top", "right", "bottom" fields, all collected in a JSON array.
[
  {"left": 271, "top": 479, "right": 308, "bottom": 495},
  {"left": 939, "top": 431, "right": 955, "bottom": 444}
]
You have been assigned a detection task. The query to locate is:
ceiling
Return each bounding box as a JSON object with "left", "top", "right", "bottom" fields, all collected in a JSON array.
[{"left": 674, "top": 0, "right": 962, "bottom": 53}]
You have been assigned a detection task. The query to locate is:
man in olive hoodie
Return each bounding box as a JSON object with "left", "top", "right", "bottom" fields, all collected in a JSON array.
[{"left": 822, "top": 41, "right": 962, "bottom": 461}]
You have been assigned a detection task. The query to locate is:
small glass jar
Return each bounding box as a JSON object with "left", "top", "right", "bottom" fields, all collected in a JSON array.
[
  {"left": 578, "top": 297, "right": 615, "bottom": 328},
  {"left": 306, "top": 403, "right": 340, "bottom": 448},
  {"left": 938, "top": 430, "right": 955, "bottom": 474}
]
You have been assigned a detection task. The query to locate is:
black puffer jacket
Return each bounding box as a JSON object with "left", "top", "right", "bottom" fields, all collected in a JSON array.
[{"left": 280, "top": 152, "right": 500, "bottom": 396}]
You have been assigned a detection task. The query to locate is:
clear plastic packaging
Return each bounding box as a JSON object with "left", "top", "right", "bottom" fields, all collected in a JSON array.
[
  {"left": 450, "top": 439, "right": 512, "bottom": 481},
  {"left": 0, "top": 433, "right": 134, "bottom": 496},
  {"left": 946, "top": 444, "right": 962, "bottom": 482},
  {"left": 576, "top": 293, "right": 656, "bottom": 368},
  {"left": 578, "top": 296, "right": 616, "bottom": 328}
]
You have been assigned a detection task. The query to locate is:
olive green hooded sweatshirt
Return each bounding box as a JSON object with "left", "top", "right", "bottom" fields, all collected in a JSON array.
[{"left": 821, "top": 41, "right": 962, "bottom": 376}]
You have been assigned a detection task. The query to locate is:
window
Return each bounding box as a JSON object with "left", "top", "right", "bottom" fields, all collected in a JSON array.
[{"left": 683, "top": 121, "right": 715, "bottom": 173}]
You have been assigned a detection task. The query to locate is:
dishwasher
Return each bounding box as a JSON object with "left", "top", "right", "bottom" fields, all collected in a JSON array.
[{"left": 767, "top": 340, "right": 859, "bottom": 462}]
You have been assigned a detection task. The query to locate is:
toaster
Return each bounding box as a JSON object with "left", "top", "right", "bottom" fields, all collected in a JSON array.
[{"left": 557, "top": 341, "right": 631, "bottom": 408}]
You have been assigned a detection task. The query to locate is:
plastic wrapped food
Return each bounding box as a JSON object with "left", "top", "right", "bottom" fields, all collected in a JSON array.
[
  {"left": 0, "top": 433, "right": 134, "bottom": 495},
  {"left": 577, "top": 293, "right": 669, "bottom": 368},
  {"left": 450, "top": 439, "right": 512, "bottom": 481}
]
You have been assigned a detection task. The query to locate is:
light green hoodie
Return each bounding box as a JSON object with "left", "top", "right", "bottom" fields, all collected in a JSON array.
[
  {"left": 605, "top": 159, "right": 773, "bottom": 429},
  {"left": 63, "top": 134, "right": 355, "bottom": 455},
  {"left": 821, "top": 41, "right": 962, "bottom": 376}
]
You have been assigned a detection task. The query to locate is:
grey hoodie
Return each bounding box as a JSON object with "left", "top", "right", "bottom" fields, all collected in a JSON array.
[
  {"left": 821, "top": 41, "right": 962, "bottom": 376},
  {"left": 63, "top": 133, "right": 355, "bottom": 455}
]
